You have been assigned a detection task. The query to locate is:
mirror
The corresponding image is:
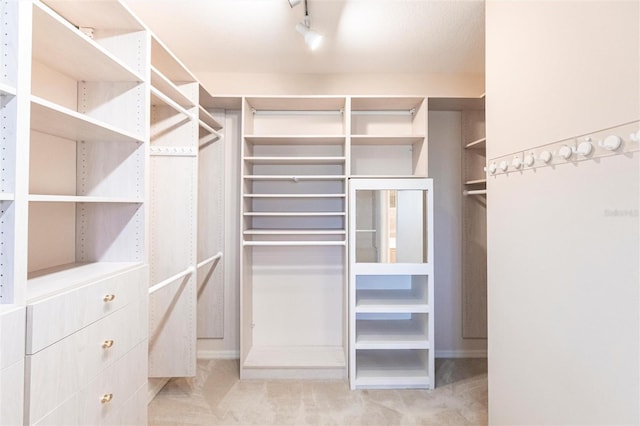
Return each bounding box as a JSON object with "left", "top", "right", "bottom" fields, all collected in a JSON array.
[{"left": 355, "top": 189, "right": 426, "bottom": 263}]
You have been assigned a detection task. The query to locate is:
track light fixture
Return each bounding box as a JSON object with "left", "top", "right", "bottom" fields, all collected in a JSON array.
[{"left": 291, "top": 0, "right": 323, "bottom": 50}]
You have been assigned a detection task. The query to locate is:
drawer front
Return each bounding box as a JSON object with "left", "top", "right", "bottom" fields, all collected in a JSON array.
[
  {"left": 26, "top": 299, "right": 147, "bottom": 424},
  {"left": 34, "top": 341, "right": 147, "bottom": 426},
  {"left": 27, "top": 265, "right": 147, "bottom": 354},
  {"left": 0, "top": 305, "right": 26, "bottom": 369},
  {"left": 0, "top": 360, "right": 25, "bottom": 426},
  {"left": 104, "top": 383, "right": 147, "bottom": 426}
]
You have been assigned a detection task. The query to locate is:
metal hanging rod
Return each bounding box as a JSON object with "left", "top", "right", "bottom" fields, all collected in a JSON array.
[
  {"left": 148, "top": 266, "right": 195, "bottom": 295},
  {"left": 252, "top": 108, "right": 343, "bottom": 116},
  {"left": 197, "top": 252, "right": 223, "bottom": 269},
  {"left": 463, "top": 189, "right": 487, "bottom": 196},
  {"left": 352, "top": 109, "right": 415, "bottom": 116}
]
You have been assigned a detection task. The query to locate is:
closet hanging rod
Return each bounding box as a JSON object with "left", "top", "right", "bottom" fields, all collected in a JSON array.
[
  {"left": 252, "top": 109, "right": 343, "bottom": 116},
  {"left": 351, "top": 109, "right": 415, "bottom": 116},
  {"left": 463, "top": 189, "right": 487, "bottom": 196},
  {"left": 197, "top": 252, "right": 223, "bottom": 269},
  {"left": 148, "top": 266, "right": 195, "bottom": 295}
]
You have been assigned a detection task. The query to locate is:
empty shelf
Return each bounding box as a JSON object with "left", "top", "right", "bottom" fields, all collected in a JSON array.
[
  {"left": 356, "top": 289, "right": 429, "bottom": 313},
  {"left": 150, "top": 66, "right": 195, "bottom": 109},
  {"left": 244, "top": 135, "right": 345, "bottom": 145},
  {"left": 355, "top": 319, "right": 429, "bottom": 349},
  {"left": 355, "top": 349, "right": 430, "bottom": 389},
  {"left": 244, "top": 156, "right": 346, "bottom": 164},
  {"left": 28, "top": 195, "right": 143, "bottom": 203},
  {"left": 244, "top": 175, "right": 346, "bottom": 181},
  {"left": 244, "top": 193, "right": 346, "bottom": 198},
  {"left": 464, "top": 179, "right": 487, "bottom": 185},
  {"left": 243, "top": 346, "right": 346, "bottom": 369},
  {"left": 0, "top": 82, "right": 16, "bottom": 97},
  {"left": 244, "top": 229, "right": 346, "bottom": 235},
  {"left": 350, "top": 135, "right": 425, "bottom": 145},
  {"left": 244, "top": 212, "right": 345, "bottom": 217},
  {"left": 465, "top": 137, "right": 486, "bottom": 149},
  {"left": 243, "top": 241, "right": 346, "bottom": 247}
]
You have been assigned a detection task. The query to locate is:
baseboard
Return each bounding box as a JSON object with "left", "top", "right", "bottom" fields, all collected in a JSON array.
[
  {"left": 197, "top": 349, "right": 240, "bottom": 360},
  {"left": 435, "top": 349, "right": 487, "bottom": 358}
]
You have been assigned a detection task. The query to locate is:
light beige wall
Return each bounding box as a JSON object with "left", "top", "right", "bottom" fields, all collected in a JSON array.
[
  {"left": 197, "top": 72, "right": 484, "bottom": 97},
  {"left": 487, "top": 1, "right": 639, "bottom": 424}
]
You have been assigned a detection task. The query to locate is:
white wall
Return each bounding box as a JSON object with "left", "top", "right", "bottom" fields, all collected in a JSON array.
[
  {"left": 198, "top": 72, "right": 483, "bottom": 97},
  {"left": 486, "top": 1, "right": 639, "bottom": 424},
  {"left": 429, "top": 111, "right": 487, "bottom": 357}
]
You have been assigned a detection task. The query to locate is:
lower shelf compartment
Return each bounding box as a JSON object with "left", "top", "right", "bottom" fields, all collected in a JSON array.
[
  {"left": 243, "top": 345, "right": 346, "bottom": 369},
  {"left": 242, "top": 346, "right": 347, "bottom": 380},
  {"left": 355, "top": 349, "right": 432, "bottom": 389}
]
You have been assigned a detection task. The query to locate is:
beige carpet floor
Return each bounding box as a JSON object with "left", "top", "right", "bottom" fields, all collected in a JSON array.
[{"left": 148, "top": 358, "right": 487, "bottom": 426}]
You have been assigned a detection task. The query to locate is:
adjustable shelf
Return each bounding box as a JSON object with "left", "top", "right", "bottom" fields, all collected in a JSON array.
[
  {"left": 244, "top": 175, "right": 346, "bottom": 181},
  {"left": 150, "top": 66, "right": 195, "bottom": 109},
  {"left": 355, "top": 316, "right": 430, "bottom": 349},
  {"left": 244, "top": 193, "right": 346, "bottom": 198},
  {"left": 28, "top": 195, "right": 143, "bottom": 203},
  {"left": 243, "top": 241, "right": 346, "bottom": 247},
  {"left": 465, "top": 137, "right": 486, "bottom": 149},
  {"left": 244, "top": 212, "right": 345, "bottom": 217},
  {"left": 31, "top": 96, "right": 143, "bottom": 144},
  {"left": 465, "top": 178, "right": 487, "bottom": 185},
  {"left": 0, "top": 83, "right": 16, "bottom": 97},
  {"left": 32, "top": 2, "right": 144, "bottom": 83},
  {"left": 356, "top": 289, "right": 429, "bottom": 313},
  {"left": 244, "top": 156, "right": 345, "bottom": 165}
]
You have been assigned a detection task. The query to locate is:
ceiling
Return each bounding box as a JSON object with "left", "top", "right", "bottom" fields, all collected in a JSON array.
[{"left": 123, "top": 0, "right": 485, "bottom": 75}]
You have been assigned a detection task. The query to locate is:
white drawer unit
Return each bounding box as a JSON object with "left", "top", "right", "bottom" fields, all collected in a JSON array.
[
  {"left": 0, "top": 305, "right": 26, "bottom": 426},
  {"left": 34, "top": 341, "right": 147, "bottom": 426},
  {"left": 26, "top": 264, "right": 147, "bottom": 354},
  {"left": 25, "top": 298, "right": 147, "bottom": 424},
  {"left": 24, "top": 265, "right": 148, "bottom": 425}
]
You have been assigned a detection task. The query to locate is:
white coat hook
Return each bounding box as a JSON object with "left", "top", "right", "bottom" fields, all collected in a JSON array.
[
  {"left": 599, "top": 135, "right": 622, "bottom": 151},
  {"left": 499, "top": 160, "right": 509, "bottom": 172},
  {"left": 539, "top": 150, "right": 552, "bottom": 164},
  {"left": 488, "top": 163, "right": 497, "bottom": 175},
  {"left": 576, "top": 140, "right": 593, "bottom": 156},
  {"left": 558, "top": 145, "right": 573, "bottom": 160},
  {"left": 630, "top": 131, "right": 640, "bottom": 143},
  {"left": 524, "top": 153, "right": 535, "bottom": 167},
  {"left": 512, "top": 157, "right": 523, "bottom": 170}
]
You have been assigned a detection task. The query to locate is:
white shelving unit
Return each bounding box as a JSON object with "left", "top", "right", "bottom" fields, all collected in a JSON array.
[
  {"left": 12, "top": 1, "right": 152, "bottom": 424},
  {"left": 240, "top": 97, "right": 348, "bottom": 378},
  {"left": 147, "top": 34, "right": 200, "bottom": 378},
  {"left": 349, "top": 178, "right": 434, "bottom": 389},
  {"left": 350, "top": 97, "right": 427, "bottom": 177},
  {"left": 429, "top": 95, "right": 487, "bottom": 339}
]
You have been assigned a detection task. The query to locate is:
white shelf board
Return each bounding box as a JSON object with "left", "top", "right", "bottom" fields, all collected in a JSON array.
[
  {"left": 244, "top": 156, "right": 346, "bottom": 165},
  {"left": 150, "top": 66, "right": 195, "bottom": 109},
  {"left": 243, "top": 346, "right": 346, "bottom": 368},
  {"left": 351, "top": 97, "right": 424, "bottom": 111},
  {"left": 244, "top": 229, "right": 346, "bottom": 235},
  {"left": 350, "top": 135, "right": 425, "bottom": 145},
  {"left": 464, "top": 179, "right": 487, "bottom": 185},
  {"left": 32, "top": 2, "right": 143, "bottom": 82},
  {"left": 350, "top": 175, "right": 427, "bottom": 179},
  {"left": 245, "top": 97, "right": 346, "bottom": 112},
  {"left": 355, "top": 349, "right": 429, "bottom": 387},
  {"left": 244, "top": 135, "right": 345, "bottom": 145},
  {"left": 151, "top": 35, "right": 196, "bottom": 82},
  {"left": 244, "top": 193, "right": 346, "bottom": 198},
  {"left": 244, "top": 212, "right": 345, "bottom": 217},
  {"left": 199, "top": 105, "right": 223, "bottom": 131},
  {"left": 355, "top": 320, "right": 429, "bottom": 350},
  {"left": 353, "top": 263, "right": 433, "bottom": 276},
  {"left": 41, "top": 0, "right": 145, "bottom": 32},
  {"left": 27, "top": 261, "right": 143, "bottom": 302},
  {"left": 28, "top": 194, "right": 143, "bottom": 203},
  {"left": 0, "top": 82, "right": 16, "bottom": 97},
  {"left": 0, "top": 193, "right": 15, "bottom": 202},
  {"left": 465, "top": 137, "right": 486, "bottom": 149},
  {"left": 356, "top": 289, "right": 429, "bottom": 313},
  {"left": 243, "top": 241, "right": 346, "bottom": 247},
  {"left": 31, "top": 96, "right": 144, "bottom": 143},
  {"left": 244, "top": 175, "right": 346, "bottom": 181}
]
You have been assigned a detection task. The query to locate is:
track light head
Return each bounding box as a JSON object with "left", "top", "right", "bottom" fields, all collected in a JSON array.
[
  {"left": 295, "top": 22, "right": 323, "bottom": 50},
  {"left": 288, "top": 0, "right": 303, "bottom": 7}
]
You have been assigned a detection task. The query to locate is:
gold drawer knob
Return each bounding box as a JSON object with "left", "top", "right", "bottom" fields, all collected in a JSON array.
[
  {"left": 100, "top": 393, "right": 113, "bottom": 404},
  {"left": 103, "top": 294, "right": 116, "bottom": 302},
  {"left": 102, "top": 339, "right": 114, "bottom": 349}
]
